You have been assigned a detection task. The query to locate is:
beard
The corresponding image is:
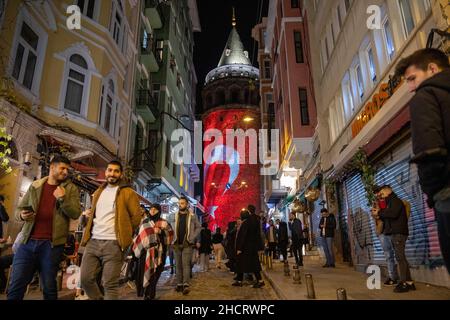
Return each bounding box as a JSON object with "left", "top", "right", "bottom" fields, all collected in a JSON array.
[{"left": 107, "top": 177, "right": 119, "bottom": 185}]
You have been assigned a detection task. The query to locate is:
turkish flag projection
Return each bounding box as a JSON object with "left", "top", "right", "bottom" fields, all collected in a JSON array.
[{"left": 203, "top": 109, "right": 261, "bottom": 232}]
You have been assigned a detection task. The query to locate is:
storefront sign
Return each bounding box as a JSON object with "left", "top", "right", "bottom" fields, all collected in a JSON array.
[{"left": 351, "top": 78, "right": 403, "bottom": 138}]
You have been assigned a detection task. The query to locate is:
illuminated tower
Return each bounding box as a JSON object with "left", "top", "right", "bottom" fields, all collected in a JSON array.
[{"left": 202, "top": 9, "right": 261, "bottom": 231}]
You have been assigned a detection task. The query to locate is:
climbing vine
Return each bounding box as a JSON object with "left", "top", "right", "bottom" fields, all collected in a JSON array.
[
  {"left": 0, "top": 117, "right": 12, "bottom": 174},
  {"left": 352, "top": 148, "right": 377, "bottom": 207}
]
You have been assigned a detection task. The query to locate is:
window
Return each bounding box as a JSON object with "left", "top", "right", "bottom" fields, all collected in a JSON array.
[
  {"left": 382, "top": 18, "right": 395, "bottom": 61},
  {"left": 299, "top": 88, "right": 310, "bottom": 126},
  {"left": 264, "top": 60, "right": 271, "bottom": 79},
  {"left": 12, "top": 22, "right": 39, "bottom": 90},
  {"left": 342, "top": 78, "right": 355, "bottom": 118},
  {"left": 64, "top": 54, "right": 88, "bottom": 114},
  {"left": 294, "top": 31, "right": 304, "bottom": 63},
  {"left": 398, "top": 0, "right": 415, "bottom": 37},
  {"left": 367, "top": 47, "right": 377, "bottom": 83},
  {"left": 291, "top": 0, "right": 299, "bottom": 8},
  {"left": 355, "top": 64, "right": 364, "bottom": 98},
  {"left": 77, "top": 0, "right": 96, "bottom": 19},
  {"left": 100, "top": 79, "right": 118, "bottom": 136},
  {"left": 112, "top": 10, "right": 122, "bottom": 45}
]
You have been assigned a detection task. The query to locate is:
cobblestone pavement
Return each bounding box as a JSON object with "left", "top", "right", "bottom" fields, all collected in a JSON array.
[{"left": 120, "top": 264, "right": 279, "bottom": 300}]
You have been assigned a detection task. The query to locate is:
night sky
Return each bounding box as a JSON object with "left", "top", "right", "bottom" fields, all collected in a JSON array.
[{"left": 193, "top": 0, "right": 268, "bottom": 115}]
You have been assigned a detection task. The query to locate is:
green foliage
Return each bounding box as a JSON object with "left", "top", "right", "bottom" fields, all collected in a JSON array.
[
  {"left": 0, "top": 118, "right": 12, "bottom": 174},
  {"left": 352, "top": 148, "right": 376, "bottom": 207}
]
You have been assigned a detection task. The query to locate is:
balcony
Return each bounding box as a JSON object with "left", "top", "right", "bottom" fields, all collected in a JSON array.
[
  {"left": 144, "top": 0, "right": 163, "bottom": 29},
  {"left": 140, "top": 37, "right": 159, "bottom": 72},
  {"left": 136, "top": 89, "right": 158, "bottom": 122}
]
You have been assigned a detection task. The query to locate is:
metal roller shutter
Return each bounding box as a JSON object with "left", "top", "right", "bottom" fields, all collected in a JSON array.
[
  {"left": 373, "top": 141, "right": 442, "bottom": 267},
  {"left": 340, "top": 139, "right": 443, "bottom": 267}
]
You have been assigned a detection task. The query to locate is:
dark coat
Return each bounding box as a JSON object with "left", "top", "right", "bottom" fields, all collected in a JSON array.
[
  {"left": 410, "top": 69, "right": 450, "bottom": 207},
  {"left": 319, "top": 214, "right": 336, "bottom": 238},
  {"left": 199, "top": 228, "right": 212, "bottom": 254},
  {"left": 0, "top": 204, "right": 9, "bottom": 239},
  {"left": 277, "top": 222, "right": 289, "bottom": 246},
  {"left": 235, "top": 218, "right": 262, "bottom": 274},
  {"left": 379, "top": 192, "right": 408, "bottom": 236},
  {"left": 289, "top": 218, "right": 303, "bottom": 244},
  {"left": 212, "top": 232, "right": 224, "bottom": 244}
]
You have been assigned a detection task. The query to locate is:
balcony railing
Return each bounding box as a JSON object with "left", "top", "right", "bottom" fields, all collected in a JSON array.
[
  {"left": 136, "top": 89, "right": 158, "bottom": 121},
  {"left": 144, "top": 0, "right": 164, "bottom": 29}
]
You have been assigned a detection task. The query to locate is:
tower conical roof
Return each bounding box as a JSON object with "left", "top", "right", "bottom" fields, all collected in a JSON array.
[{"left": 217, "top": 27, "right": 252, "bottom": 67}]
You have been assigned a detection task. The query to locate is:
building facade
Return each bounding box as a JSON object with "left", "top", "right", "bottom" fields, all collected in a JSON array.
[
  {"left": 131, "top": 0, "right": 201, "bottom": 222},
  {"left": 0, "top": 0, "right": 141, "bottom": 238},
  {"left": 262, "top": 0, "right": 318, "bottom": 236},
  {"left": 304, "top": 0, "right": 450, "bottom": 286}
]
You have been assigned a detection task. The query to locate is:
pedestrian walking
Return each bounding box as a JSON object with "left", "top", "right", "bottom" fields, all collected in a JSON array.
[
  {"left": 199, "top": 222, "right": 212, "bottom": 272},
  {"left": 80, "top": 160, "right": 142, "bottom": 300},
  {"left": 133, "top": 203, "right": 173, "bottom": 300},
  {"left": 172, "top": 196, "right": 201, "bottom": 295},
  {"left": 224, "top": 221, "right": 238, "bottom": 272},
  {"left": 319, "top": 208, "right": 336, "bottom": 268},
  {"left": 265, "top": 220, "right": 278, "bottom": 260},
  {"left": 233, "top": 209, "right": 265, "bottom": 288},
  {"left": 396, "top": 48, "right": 450, "bottom": 274},
  {"left": 277, "top": 220, "right": 289, "bottom": 262},
  {"left": 288, "top": 212, "right": 304, "bottom": 266},
  {"left": 8, "top": 156, "right": 81, "bottom": 300},
  {"left": 212, "top": 227, "right": 224, "bottom": 268}
]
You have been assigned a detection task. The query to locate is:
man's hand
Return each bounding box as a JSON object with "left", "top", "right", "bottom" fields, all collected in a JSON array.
[
  {"left": 82, "top": 209, "right": 92, "bottom": 218},
  {"left": 53, "top": 186, "right": 65, "bottom": 200},
  {"left": 237, "top": 250, "right": 242, "bottom": 255},
  {"left": 0, "top": 238, "right": 6, "bottom": 244},
  {"left": 20, "top": 210, "right": 35, "bottom": 221},
  {"left": 196, "top": 242, "right": 201, "bottom": 249}
]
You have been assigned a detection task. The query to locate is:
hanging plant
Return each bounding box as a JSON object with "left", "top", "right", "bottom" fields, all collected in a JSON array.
[
  {"left": 0, "top": 119, "right": 12, "bottom": 174},
  {"left": 352, "top": 148, "right": 376, "bottom": 207}
]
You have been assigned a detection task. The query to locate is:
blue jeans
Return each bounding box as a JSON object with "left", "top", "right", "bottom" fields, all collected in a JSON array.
[
  {"left": 7, "top": 239, "right": 63, "bottom": 300},
  {"left": 322, "top": 237, "right": 335, "bottom": 265},
  {"left": 379, "top": 234, "right": 399, "bottom": 280}
]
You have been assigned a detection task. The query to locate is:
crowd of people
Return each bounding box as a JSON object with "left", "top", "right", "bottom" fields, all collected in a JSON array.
[{"left": 0, "top": 47, "right": 449, "bottom": 299}]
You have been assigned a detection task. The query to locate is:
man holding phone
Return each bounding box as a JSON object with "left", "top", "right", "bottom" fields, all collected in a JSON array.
[{"left": 7, "top": 156, "right": 81, "bottom": 300}]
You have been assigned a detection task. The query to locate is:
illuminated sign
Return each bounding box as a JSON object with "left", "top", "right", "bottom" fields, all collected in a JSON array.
[{"left": 351, "top": 78, "right": 403, "bottom": 138}]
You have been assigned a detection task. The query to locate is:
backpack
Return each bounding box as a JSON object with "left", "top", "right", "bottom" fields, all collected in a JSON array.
[{"left": 402, "top": 200, "right": 411, "bottom": 219}]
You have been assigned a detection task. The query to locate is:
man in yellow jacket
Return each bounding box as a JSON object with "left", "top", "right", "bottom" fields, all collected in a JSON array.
[{"left": 80, "top": 160, "right": 141, "bottom": 300}]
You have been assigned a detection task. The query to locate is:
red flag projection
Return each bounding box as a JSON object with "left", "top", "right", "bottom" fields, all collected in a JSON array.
[{"left": 203, "top": 108, "right": 261, "bottom": 232}]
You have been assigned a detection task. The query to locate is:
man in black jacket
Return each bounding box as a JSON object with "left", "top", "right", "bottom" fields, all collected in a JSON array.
[
  {"left": 396, "top": 49, "right": 450, "bottom": 274},
  {"left": 319, "top": 208, "right": 336, "bottom": 268},
  {"left": 289, "top": 212, "right": 304, "bottom": 266},
  {"left": 375, "top": 185, "right": 415, "bottom": 293}
]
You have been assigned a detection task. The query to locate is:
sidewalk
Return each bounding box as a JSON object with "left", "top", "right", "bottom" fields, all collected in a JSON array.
[{"left": 261, "top": 256, "right": 450, "bottom": 300}]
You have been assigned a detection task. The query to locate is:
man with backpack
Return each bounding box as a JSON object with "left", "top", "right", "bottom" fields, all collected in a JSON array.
[
  {"left": 372, "top": 185, "right": 415, "bottom": 293},
  {"left": 395, "top": 48, "right": 450, "bottom": 274}
]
